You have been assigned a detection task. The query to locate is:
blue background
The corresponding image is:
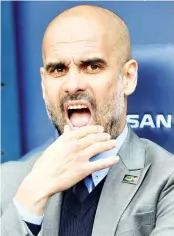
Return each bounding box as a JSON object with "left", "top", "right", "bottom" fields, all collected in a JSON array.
[{"left": 2, "top": 1, "right": 174, "bottom": 162}]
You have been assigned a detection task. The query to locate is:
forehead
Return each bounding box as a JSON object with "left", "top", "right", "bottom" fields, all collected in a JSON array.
[{"left": 43, "top": 16, "right": 116, "bottom": 63}]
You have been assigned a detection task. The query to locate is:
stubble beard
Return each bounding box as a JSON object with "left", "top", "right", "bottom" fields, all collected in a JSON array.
[{"left": 44, "top": 78, "right": 125, "bottom": 138}]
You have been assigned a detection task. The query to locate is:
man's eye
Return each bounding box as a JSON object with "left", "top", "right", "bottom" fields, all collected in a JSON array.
[
  {"left": 86, "top": 64, "right": 101, "bottom": 73},
  {"left": 49, "top": 67, "right": 66, "bottom": 77},
  {"left": 51, "top": 67, "right": 64, "bottom": 73}
]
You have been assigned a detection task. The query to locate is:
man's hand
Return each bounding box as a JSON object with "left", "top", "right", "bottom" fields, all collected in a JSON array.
[{"left": 14, "top": 125, "right": 119, "bottom": 216}]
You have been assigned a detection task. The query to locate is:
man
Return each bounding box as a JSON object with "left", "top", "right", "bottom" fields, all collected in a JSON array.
[{"left": 1, "top": 4, "right": 174, "bottom": 236}]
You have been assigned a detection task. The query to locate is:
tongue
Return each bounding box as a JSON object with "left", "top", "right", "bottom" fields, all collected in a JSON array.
[{"left": 69, "top": 109, "right": 91, "bottom": 127}]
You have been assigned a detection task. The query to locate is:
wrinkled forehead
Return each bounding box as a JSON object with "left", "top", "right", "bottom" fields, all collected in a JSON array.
[{"left": 42, "top": 16, "right": 116, "bottom": 63}]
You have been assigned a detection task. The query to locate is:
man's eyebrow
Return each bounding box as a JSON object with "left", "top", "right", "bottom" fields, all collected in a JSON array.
[
  {"left": 80, "top": 58, "right": 107, "bottom": 66},
  {"left": 45, "top": 58, "right": 107, "bottom": 71},
  {"left": 45, "top": 62, "right": 66, "bottom": 71}
]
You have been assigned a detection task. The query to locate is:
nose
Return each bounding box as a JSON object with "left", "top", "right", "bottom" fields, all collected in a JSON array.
[{"left": 62, "top": 69, "right": 88, "bottom": 95}]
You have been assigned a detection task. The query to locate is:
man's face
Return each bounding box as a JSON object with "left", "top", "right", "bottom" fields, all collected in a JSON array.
[{"left": 41, "top": 16, "right": 126, "bottom": 137}]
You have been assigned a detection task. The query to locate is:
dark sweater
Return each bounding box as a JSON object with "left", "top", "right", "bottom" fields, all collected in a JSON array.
[{"left": 59, "top": 179, "right": 105, "bottom": 236}]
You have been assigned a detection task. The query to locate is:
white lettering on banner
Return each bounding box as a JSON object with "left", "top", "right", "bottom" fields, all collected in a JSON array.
[{"left": 127, "top": 114, "right": 172, "bottom": 128}]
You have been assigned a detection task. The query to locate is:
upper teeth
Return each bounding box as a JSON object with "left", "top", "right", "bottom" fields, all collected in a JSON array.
[{"left": 68, "top": 105, "right": 88, "bottom": 109}]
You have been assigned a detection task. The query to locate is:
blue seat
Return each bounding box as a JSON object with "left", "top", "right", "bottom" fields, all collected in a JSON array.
[{"left": 128, "top": 44, "right": 174, "bottom": 153}]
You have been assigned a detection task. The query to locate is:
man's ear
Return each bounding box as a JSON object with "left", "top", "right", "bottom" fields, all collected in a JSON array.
[
  {"left": 122, "top": 59, "right": 138, "bottom": 96},
  {"left": 40, "top": 67, "right": 46, "bottom": 100}
]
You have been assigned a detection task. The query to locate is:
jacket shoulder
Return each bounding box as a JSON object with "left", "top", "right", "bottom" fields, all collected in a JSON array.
[
  {"left": 1, "top": 149, "right": 43, "bottom": 213},
  {"left": 140, "top": 138, "right": 174, "bottom": 169},
  {"left": 1, "top": 137, "right": 54, "bottom": 184}
]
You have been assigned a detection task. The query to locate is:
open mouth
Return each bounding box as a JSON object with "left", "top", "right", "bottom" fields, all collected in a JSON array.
[{"left": 65, "top": 101, "right": 92, "bottom": 128}]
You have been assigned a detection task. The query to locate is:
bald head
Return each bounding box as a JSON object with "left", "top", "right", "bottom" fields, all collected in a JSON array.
[
  {"left": 40, "top": 5, "right": 138, "bottom": 136},
  {"left": 42, "top": 5, "right": 131, "bottom": 68}
]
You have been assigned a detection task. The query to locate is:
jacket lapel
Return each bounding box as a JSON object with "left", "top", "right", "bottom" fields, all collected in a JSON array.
[
  {"left": 42, "top": 192, "right": 62, "bottom": 236},
  {"left": 92, "top": 127, "right": 151, "bottom": 236}
]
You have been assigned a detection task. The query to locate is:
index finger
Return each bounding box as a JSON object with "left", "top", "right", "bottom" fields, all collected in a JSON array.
[{"left": 70, "top": 125, "right": 104, "bottom": 139}]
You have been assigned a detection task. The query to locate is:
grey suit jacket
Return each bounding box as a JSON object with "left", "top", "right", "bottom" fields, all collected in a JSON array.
[{"left": 1, "top": 127, "right": 174, "bottom": 236}]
